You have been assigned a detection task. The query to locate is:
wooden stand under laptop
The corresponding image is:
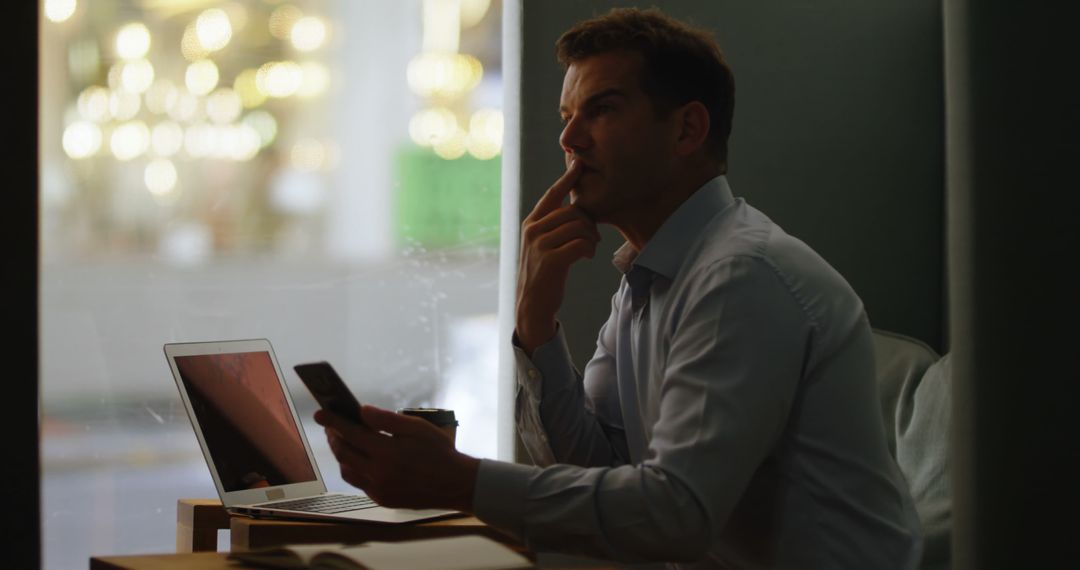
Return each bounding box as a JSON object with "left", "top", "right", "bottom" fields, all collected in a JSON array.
[{"left": 176, "top": 498, "right": 520, "bottom": 553}]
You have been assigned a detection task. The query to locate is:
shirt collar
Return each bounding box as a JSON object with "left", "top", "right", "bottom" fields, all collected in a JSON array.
[{"left": 612, "top": 176, "right": 735, "bottom": 278}]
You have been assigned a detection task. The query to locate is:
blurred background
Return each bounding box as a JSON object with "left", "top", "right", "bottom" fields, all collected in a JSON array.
[{"left": 38, "top": 1, "right": 504, "bottom": 568}]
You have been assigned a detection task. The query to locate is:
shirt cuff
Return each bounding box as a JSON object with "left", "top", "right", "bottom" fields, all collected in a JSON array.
[
  {"left": 513, "top": 322, "right": 578, "bottom": 394},
  {"left": 472, "top": 458, "right": 541, "bottom": 538}
]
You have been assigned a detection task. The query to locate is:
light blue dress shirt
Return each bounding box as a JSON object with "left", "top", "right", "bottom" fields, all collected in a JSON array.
[{"left": 474, "top": 176, "right": 922, "bottom": 569}]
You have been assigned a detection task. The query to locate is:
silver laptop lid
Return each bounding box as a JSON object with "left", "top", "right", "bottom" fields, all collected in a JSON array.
[{"left": 164, "top": 338, "right": 329, "bottom": 508}]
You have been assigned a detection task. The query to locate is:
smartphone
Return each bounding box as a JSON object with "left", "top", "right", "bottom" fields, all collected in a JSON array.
[{"left": 293, "top": 361, "right": 364, "bottom": 425}]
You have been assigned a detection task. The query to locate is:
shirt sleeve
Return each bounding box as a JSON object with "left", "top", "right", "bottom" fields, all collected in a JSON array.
[
  {"left": 513, "top": 293, "right": 631, "bottom": 468},
  {"left": 478, "top": 257, "right": 811, "bottom": 563},
  {"left": 473, "top": 459, "right": 712, "bottom": 562}
]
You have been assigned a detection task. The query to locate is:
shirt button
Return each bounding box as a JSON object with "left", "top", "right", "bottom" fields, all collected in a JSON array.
[{"left": 527, "top": 369, "right": 539, "bottom": 379}]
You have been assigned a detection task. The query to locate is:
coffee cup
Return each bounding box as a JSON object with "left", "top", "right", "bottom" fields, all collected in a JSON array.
[{"left": 397, "top": 407, "right": 458, "bottom": 445}]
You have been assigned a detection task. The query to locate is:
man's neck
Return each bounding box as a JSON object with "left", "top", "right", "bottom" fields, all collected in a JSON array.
[{"left": 612, "top": 167, "right": 722, "bottom": 251}]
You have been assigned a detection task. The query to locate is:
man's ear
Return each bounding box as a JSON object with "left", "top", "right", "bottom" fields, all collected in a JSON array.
[{"left": 673, "top": 101, "right": 711, "bottom": 157}]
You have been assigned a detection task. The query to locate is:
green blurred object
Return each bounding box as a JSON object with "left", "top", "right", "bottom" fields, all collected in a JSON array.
[{"left": 394, "top": 144, "right": 501, "bottom": 249}]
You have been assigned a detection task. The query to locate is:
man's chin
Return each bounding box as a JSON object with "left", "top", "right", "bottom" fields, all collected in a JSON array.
[{"left": 570, "top": 195, "right": 604, "bottom": 222}]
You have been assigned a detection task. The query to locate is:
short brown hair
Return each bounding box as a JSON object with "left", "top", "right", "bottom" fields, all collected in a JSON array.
[{"left": 556, "top": 8, "right": 735, "bottom": 171}]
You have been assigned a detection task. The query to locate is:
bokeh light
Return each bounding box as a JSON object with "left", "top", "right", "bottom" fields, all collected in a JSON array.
[
  {"left": 407, "top": 52, "right": 483, "bottom": 100},
  {"left": 290, "top": 138, "right": 326, "bottom": 170},
  {"left": 77, "top": 86, "right": 111, "bottom": 122},
  {"left": 115, "top": 22, "right": 151, "bottom": 60},
  {"left": 466, "top": 108, "right": 503, "bottom": 159},
  {"left": 181, "top": 22, "right": 211, "bottom": 61},
  {"left": 45, "top": 0, "right": 78, "bottom": 23},
  {"left": 109, "top": 90, "right": 141, "bottom": 120},
  {"left": 183, "top": 123, "right": 213, "bottom": 158},
  {"left": 433, "top": 128, "right": 468, "bottom": 160},
  {"left": 144, "top": 158, "right": 178, "bottom": 195},
  {"left": 233, "top": 69, "right": 267, "bottom": 108},
  {"left": 110, "top": 121, "right": 150, "bottom": 161},
  {"left": 242, "top": 111, "right": 278, "bottom": 148},
  {"left": 120, "top": 59, "right": 155, "bottom": 94},
  {"left": 460, "top": 0, "right": 491, "bottom": 28},
  {"left": 144, "top": 79, "right": 179, "bottom": 115},
  {"left": 62, "top": 121, "right": 102, "bottom": 159},
  {"left": 290, "top": 16, "right": 326, "bottom": 52},
  {"left": 256, "top": 61, "right": 302, "bottom": 98},
  {"left": 409, "top": 107, "right": 458, "bottom": 147},
  {"left": 269, "top": 5, "right": 303, "bottom": 40},
  {"left": 185, "top": 59, "right": 220, "bottom": 96},
  {"left": 422, "top": 0, "right": 460, "bottom": 53},
  {"left": 205, "top": 88, "right": 243, "bottom": 124},
  {"left": 106, "top": 62, "right": 124, "bottom": 91},
  {"left": 222, "top": 3, "right": 249, "bottom": 33},
  {"left": 151, "top": 121, "right": 184, "bottom": 157},
  {"left": 195, "top": 8, "right": 233, "bottom": 52},
  {"left": 296, "top": 62, "right": 330, "bottom": 98},
  {"left": 230, "top": 124, "right": 262, "bottom": 161},
  {"left": 167, "top": 91, "right": 202, "bottom": 122}
]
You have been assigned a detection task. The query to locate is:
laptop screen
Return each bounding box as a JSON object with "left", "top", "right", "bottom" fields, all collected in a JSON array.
[{"left": 174, "top": 350, "right": 317, "bottom": 492}]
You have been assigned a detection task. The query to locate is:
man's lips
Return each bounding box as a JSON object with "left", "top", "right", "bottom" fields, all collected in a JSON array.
[{"left": 569, "top": 156, "right": 597, "bottom": 172}]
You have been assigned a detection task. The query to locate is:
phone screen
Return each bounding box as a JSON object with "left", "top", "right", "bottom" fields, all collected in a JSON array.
[{"left": 293, "top": 361, "right": 364, "bottom": 425}]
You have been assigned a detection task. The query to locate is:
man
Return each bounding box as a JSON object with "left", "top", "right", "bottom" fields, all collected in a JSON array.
[{"left": 316, "top": 7, "right": 922, "bottom": 568}]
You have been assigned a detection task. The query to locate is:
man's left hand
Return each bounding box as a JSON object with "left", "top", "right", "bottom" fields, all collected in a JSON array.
[{"left": 315, "top": 405, "right": 480, "bottom": 513}]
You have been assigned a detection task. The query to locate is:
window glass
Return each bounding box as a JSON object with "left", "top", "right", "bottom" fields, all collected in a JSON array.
[{"left": 39, "top": 1, "right": 503, "bottom": 567}]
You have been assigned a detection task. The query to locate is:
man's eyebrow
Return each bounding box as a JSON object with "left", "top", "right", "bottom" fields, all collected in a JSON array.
[{"left": 559, "top": 88, "right": 628, "bottom": 115}]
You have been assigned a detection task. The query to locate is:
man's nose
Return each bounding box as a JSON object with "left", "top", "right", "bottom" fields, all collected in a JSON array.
[{"left": 559, "top": 117, "right": 591, "bottom": 156}]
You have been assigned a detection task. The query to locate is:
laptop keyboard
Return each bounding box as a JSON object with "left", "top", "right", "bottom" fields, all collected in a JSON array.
[{"left": 266, "top": 494, "right": 378, "bottom": 514}]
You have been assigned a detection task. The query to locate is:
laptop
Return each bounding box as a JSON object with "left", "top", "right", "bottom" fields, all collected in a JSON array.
[{"left": 164, "top": 338, "right": 459, "bottom": 524}]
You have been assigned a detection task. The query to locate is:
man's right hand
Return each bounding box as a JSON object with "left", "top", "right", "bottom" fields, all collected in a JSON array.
[{"left": 515, "top": 159, "right": 601, "bottom": 355}]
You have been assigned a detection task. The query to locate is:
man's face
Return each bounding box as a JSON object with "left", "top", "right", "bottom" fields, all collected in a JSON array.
[{"left": 558, "top": 51, "right": 678, "bottom": 225}]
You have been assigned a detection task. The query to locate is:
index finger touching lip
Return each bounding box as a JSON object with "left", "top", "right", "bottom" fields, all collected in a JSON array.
[{"left": 532, "top": 159, "right": 584, "bottom": 216}]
